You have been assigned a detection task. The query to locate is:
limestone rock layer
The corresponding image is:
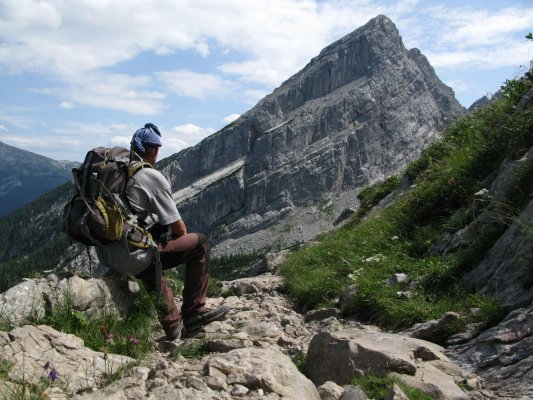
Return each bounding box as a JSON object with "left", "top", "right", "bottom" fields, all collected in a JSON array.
[{"left": 158, "top": 15, "right": 464, "bottom": 253}]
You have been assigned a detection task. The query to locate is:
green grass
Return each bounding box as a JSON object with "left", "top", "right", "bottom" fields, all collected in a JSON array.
[
  {"left": 172, "top": 339, "right": 209, "bottom": 360},
  {"left": 351, "top": 375, "right": 433, "bottom": 400},
  {"left": 281, "top": 72, "right": 533, "bottom": 334},
  {"left": 0, "top": 357, "right": 11, "bottom": 379},
  {"left": 35, "top": 283, "right": 158, "bottom": 359}
]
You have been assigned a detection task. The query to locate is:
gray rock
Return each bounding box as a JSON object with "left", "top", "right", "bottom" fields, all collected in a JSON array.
[
  {"left": 318, "top": 381, "right": 344, "bottom": 400},
  {"left": 340, "top": 386, "right": 368, "bottom": 400},
  {"left": 249, "top": 250, "right": 290, "bottom": 276},
  {"left": 448, "top": 306, "right": 533, "bottom": 399},
  {"left": 219, "top": 274, "right": 284, "bottom": 296},
  {"left": 385, "top": 273, "right": 408, "bottom": 286},
  {"left": 403, "top": 311, "right": 462, "bottom": 341},
  {"left": 306, "top": 329, "right": 469, "bottom": 399},
  {"left": 333, "top": 208, "right": 357, "bottom": 226},
  {"left": 338, "top": 284, "right": 359, "bottom": 314},
  {"left": 206, "top": 347, "right": 320, "bottom": 399},
  {"left": 0, "top": 325, "right": 134, "bottom": 394},
  {"left": 0, "top": 275, "right": 137, "bottom": 327},
  {"left": 516, "top": 87, "right": 533, "bottom": 111},
  {"left": 305, "top": 308, "right": 340, "bottom": 322},
  {"left": 431, "top": 146, "right": 533, "bottom": 310},
  {"left": 384, "top": 383, "right": 409, "bottom": 400}
]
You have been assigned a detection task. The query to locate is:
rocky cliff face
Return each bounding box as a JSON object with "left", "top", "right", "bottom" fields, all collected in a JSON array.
[{"left": 158, "top": 15, "right": 464, "bottom": 256}]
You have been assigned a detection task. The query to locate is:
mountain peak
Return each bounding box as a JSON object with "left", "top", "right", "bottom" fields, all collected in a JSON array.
[{"left": 155, "top": 15, "right": 464, "bottom": 255}]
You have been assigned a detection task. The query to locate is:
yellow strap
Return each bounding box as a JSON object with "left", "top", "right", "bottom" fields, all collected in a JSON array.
[{"left": 128, "top": 161, "right": 152, "bottom": 178}]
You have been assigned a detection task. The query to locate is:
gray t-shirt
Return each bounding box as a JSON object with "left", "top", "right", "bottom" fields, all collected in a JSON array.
[
  {"left": 126, "top": 166, "right": 181, "bottom": 225},
  {"left": 96, "top": 165, "right": 181, "bottom": 275}
]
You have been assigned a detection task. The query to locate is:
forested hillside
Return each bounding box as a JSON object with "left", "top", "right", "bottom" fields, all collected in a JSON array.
[
  {"left": 0, "top": 142, "right": 75, "bottom": 217},
  {"left": 0, "top": 182, "right": 74, "bottom": 291}
]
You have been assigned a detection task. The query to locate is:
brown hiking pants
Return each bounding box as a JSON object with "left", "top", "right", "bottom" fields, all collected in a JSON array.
[{"left": 135, "top": 232, "right": 210, "bottom": 336}]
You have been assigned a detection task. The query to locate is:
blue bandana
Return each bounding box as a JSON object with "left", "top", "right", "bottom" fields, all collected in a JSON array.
[{"left": 131, "top": 123, "right": 162, "bottom": 152}]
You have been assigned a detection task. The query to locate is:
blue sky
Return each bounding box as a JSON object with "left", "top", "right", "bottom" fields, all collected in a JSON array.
[{"left": 1, "top": 0, "right": 532, "bottom": 162}]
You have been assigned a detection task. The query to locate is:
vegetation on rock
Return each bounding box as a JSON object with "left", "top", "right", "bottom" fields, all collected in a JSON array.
[{"left": 281, "top": 70, "right": 533, "bottom": 332}]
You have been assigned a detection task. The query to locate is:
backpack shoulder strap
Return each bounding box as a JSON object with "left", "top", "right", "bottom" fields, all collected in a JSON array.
[{"left": 128, "top": 160, "right": 152, "bottom": 179}]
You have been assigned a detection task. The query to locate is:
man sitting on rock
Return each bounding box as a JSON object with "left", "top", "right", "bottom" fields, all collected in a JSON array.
[{"left": 96, "top": 123, "right": 228, "bottom": 340}]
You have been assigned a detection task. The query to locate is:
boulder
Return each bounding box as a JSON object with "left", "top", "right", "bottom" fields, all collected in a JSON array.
[
  {"left": 0, "top": 325, "right": 134, "bottom": 393},
  {"left": 306, "top": 329, "right": 470, "bottom": 399},
  {"left": 0, "top": 274, "right": 137, "bottom": 327},
  {"left": 206, "top": 347, "right": 320, "bottom": 399},
  {"left": 448, "top": 305, "right": 533, "bottom": 399}
]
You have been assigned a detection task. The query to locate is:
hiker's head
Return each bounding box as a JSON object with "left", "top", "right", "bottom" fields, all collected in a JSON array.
[{"left": 131, "top": 123, "right": 162, "bottom": 163}]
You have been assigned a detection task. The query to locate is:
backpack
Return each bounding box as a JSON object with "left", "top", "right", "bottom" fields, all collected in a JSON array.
[{"left": 63, "top": 146, "right": 154, "bottom": 249}]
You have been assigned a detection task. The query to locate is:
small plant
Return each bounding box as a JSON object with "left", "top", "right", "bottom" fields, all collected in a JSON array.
[
  {"left": 172, "top": 339, "right": 209, "bottom": 360},
  {"left": 0, "top": 357, "right": 62, "bottom": 400},
  {"left": 35, "top": 283, "right": 158, "bottom": 359},
  {"left": 351, "top": 375, "right": 433, "bottom": 400},
  {"left": 354, "top": 175, "right": 400, "bottom": 220},
  {"left": 0, "top": 357, "right": 12, "bottom": 378},
  {"left": 290, "top": 350, "right": 307, "bottom": 374}
]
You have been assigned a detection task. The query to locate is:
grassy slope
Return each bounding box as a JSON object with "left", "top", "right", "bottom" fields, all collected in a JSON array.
[{"left": 281, "top": 72, "right": 533, "bottom": 334}]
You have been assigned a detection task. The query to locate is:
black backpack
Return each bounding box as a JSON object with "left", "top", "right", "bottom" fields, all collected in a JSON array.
[{"left": 63, "top": 146, "right": 153, "bottom": 249}]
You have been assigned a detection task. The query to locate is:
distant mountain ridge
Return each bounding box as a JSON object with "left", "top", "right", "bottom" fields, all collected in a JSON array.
[{"left": 0, "top": 141, "right": 75, "bottom": 217}]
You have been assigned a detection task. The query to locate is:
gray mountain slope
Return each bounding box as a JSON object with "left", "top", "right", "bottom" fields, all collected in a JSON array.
[{"left": 158, "top": 15, "right": 464, "bottom": 255}]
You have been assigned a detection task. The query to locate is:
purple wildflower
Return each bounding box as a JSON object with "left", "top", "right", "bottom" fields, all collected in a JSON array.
[
  {"left": 130, "top": 337, "right": 140, "bottom": 345},
  {"left": 49, "top": 369, "right": 58, "bottom": 381}
]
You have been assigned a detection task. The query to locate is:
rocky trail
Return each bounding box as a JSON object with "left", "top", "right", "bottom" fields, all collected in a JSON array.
[{"left": 2, "top": 269, "right": 531, "bottom": 399}]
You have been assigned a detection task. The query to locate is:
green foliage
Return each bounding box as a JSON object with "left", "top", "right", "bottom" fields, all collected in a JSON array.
[
  {"left": 0, "top": 235, "right": 73, "bottom": 292},
  {"left": 290, "top": 350, "right": 307, "bottom": 374},
  {"left": 351, "top": 176, "right": 400, "bottom": 223},
  {"left": 210, "top": 250, "right": 266, "bottom": 281},
  {"left": 0, "top": 357, "right": 12, "bottom": 378},
  {"left": 172, "top": 339, "right": 209, "bottom": 360},
  {"left": 0, "top": 182, "right": 74, "bottom": 292},
  {"left": 282, "top": 74, "right": 532, "bottom": 332},
  {"left": 36, "top": 283, "right": 158, "bottom": 359},
  {"left": 351, "top": 375, "right": 433, "bottom": 400}
]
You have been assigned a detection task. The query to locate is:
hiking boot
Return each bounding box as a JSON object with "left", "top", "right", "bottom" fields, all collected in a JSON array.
[
  {"left": 183, "top": 306, "right": 230, "bottom": 334},
  {"left": 165, "top": 319, "right": 183, "bottom": 341}
]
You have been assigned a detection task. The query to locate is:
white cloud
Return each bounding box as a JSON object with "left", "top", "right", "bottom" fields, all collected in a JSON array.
[
  {"left": 426, "top": 41, "right": 531, "bottom": 70},
  {"left": 222, "top": 114, "right": 240, "bottom": 124},
  {"left": 39, "top": 73, "right": 167, "bottom": 115},
  {"left": 445, "top": 79, "right": 468, "bottom": 93},
  {"left": 0, "top": 134, "right": 53, "bottom": 147},
  {"left": 60, "top": 101, "right": 75, "bottom": 109},
  {"left": 157, "top": 70, "right": 235, "bottom": 100},
  {"left": 426, "top": 6, "right": 533, "bottom": 48},
  {"left": 110, "top": 136, "right": 131, "bottom": 148},
  {"left": 404, "top": 5, "right": 533, "bottom": 71},
  {"left": 160, "top": 123, "right": 216, "bottom": 158},
  {"left": 0, "top": 0, "right": 388, "bottom": 106},
  {"left": 0, "top": 125, "right": 7, "bottom": 131}
]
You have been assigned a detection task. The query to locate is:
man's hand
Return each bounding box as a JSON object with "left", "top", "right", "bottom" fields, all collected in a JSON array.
[{"left": 170, "top": 219, "right": 187, "bottom": 238}]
